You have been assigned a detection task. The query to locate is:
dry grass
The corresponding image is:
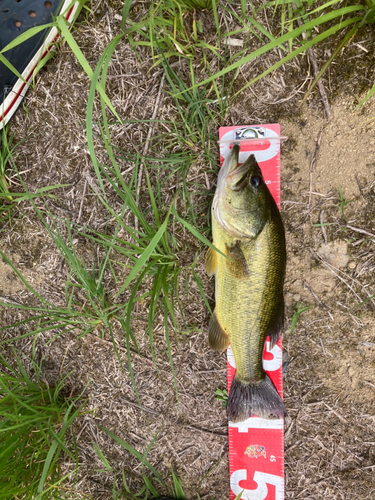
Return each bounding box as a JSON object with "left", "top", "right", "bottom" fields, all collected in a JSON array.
[{"left": 0, "top": 0, "right": 374, "bottom": 499}]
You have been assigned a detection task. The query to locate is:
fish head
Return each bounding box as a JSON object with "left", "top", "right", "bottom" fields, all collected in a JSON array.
[{"left": 213, "top": 145, "right": 270, "bottom": 238}]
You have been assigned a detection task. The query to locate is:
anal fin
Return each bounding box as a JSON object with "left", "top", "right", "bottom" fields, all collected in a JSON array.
[
  {"left": 208, "top": 313, "right": 229, "bottom": 351},
  {"left": 267, "top": 296, "right": 285, "bottom": 348}
]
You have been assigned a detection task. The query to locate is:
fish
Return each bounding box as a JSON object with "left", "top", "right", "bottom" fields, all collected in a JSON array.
[{"left": 205, "top": 144, "right": 286, "bottom": 422}]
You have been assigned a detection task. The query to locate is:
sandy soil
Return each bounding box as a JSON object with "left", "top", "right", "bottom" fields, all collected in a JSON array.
[{"left": 0, "top": 2, "right": 375, "bottom": 499}]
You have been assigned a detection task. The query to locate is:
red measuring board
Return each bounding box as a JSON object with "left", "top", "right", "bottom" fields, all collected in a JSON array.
[{"left": 219, "top": 125, "right": 284, "bottom": 500}]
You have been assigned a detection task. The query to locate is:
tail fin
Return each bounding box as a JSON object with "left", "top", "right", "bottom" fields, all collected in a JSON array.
[{"left": 227, "top": 375, "right": 286, "bottom": 422}]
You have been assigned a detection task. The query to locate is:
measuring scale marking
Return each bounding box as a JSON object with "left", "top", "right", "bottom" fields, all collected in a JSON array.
[{"left": 219, "top": 125, "right": 284, "bottom": 500}]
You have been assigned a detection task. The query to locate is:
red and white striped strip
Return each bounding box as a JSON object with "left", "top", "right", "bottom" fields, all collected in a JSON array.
[{"left": 219, "top": 125, "right": 284, "bottom": 500}]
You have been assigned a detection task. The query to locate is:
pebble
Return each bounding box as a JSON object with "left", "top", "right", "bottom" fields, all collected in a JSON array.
[
  {"left": 318, "top": 240, "right": 350, "bottom": 268},
  {"left": 348, "top": 261, "right": 356, "bottom": 270},
  {"left": 362, "top": 341, "right": 374, "bottom": 347}
]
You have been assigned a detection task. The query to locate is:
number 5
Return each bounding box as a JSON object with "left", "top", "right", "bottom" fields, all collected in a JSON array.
[
  {"left": 230, "top": 469, "right": 284, "bottom": 500},
  {"left": 263, "top": 340, "right": 282, "bottom": 372}
]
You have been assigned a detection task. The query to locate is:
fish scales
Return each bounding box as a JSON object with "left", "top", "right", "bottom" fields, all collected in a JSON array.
[{"left": 214, "top": 219, "right": 285, "bottom": 382}]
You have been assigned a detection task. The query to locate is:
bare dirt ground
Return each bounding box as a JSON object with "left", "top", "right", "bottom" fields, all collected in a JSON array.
[{"left": 1, "top": 1, "right": 375, "bottom": 499}]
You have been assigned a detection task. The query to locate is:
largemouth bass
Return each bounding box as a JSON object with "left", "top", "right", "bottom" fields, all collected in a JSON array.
[{"left": 205, "top": 144, "right": 286, "bottom": 422}]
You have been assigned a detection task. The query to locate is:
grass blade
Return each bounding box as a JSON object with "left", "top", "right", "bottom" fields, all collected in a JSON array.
[
  {"left": 174, "top": 6, "right": 365, "bottom": 94},
  {"left": 57, "top": 16, "right": 121, "bottom": 122},
  {"left": 115, "top": 210, "right": 172, "bottom": 297},
  {"left": 100, "top": 426, "right": 162, "bottom": 480}
]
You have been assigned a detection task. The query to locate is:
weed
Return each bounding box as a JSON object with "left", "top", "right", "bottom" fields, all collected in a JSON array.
[
  {"left": 337, "top": 186, "right": 354, "bottom": 222},
  {"left": 350, "top": 293, "right": 375, "bottom": 310},
  {"left": 160, "top": 57, "right": 230, "bottom": 169},
  {"left": 0, "top": 127, "right": 14, "bottom": 204},
  {"left": 162, "top": 0, "right": 375, "bottom": 107},
  {"left": 94, "top": 426, "right": 187, "bottom": 499},
  {"left": 176, "top": 0, "right": 212, "bottom": 10},
  {"left": 214, "top": 387, "right": 228, "bottom": 407},
  {"left": 177, "top": 0, "right": 212, "bottom": 9},
  {"left": 0, "top": 153, "right": 219, "bottom": 405},
  {"left": 289, "top": 302, "right": 312, "bottom": 335},
  {"left": 124, "top": 0, "right": 219, "bottom": 63},
  {"left": 0, "top": 349, "right": 86, "bottom": 499},
  {"left": 0, "top": 127, "right": 64, "bottom": 228},
  {"left": 81, "top": 34, "right": 227, "bottom": 393}
]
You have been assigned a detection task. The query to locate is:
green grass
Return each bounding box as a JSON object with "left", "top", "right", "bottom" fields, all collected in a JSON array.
[
  {"left": 214, "top": 387, "right": 228, "bottom": 408},
  {"left": 93, "top": 426, "right": 188, "bottom": 500},
  {"left": 289, "top": 302, "right": 312, "bottom": 335},
  {"left": 3, "top": 0, "right": 375, "bottom": 121},
  {"left": 78, "top": 27, "right": 226, "bottom": 390},
  {"left": 122, "top": 0, "right": 375, "bottom": 108},
  {"left": 185, "top": 1, "right": 375, "bottom": 99},
  {"left": 0, "top": 127, "right": 18, "bottom": 226},
  {"left": 0, "top": 127, "right": 65, "bottom": 228},
  {"left": 337, "top": 186, "right": 354, "bottom": 223},
  {"left": 159, "top": 56, "right": 231, "bottom": 169},
  {"left": 73, "top": 142, "right": 218, "bottom": 399},
  {"left": 0, "top": 20, "right": 224, "bottom": 422},
  {"left": 176, "top": 0, "right": 213, "bottom": 10},
  {"left": 0, "top": 126, "right": 222, "bottom": 419},
  {"left": 0, "top": 127, "right": 14, "bottom": 204},
  {"left": 0, "top": 350, "right": 86, "bottom": 499},
  {"left": 0, "top": 126, "right": 219, "bottom": 405},
  {"left": 0, "top": 0, "right": 246, "bottom": 428},
  {"left": 3, "top": 0, "right": 375, "bottom": 496},
  {"left": 124, "top": 0, "right": 220, "bottom": 64}
]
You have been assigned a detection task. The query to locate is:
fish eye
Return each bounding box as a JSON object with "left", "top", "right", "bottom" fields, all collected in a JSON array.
[{"left": 250, "top": 175, "right": 262, "bottom": 188}]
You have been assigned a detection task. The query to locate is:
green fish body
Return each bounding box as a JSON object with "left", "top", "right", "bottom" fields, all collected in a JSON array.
[{"left": 205, "top": 144, "right": 286, "bottom": 422}]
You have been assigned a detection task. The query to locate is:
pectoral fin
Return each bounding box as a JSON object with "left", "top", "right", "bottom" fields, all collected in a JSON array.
[
  {"left": 208, "top": 313, "right": 229, "bottom": 351},
  {"left": 225, "top": 242, "right": 249, "bottom": 279},
  {"left": 205, "top": 247, "right": 218, "bottom": 276}
]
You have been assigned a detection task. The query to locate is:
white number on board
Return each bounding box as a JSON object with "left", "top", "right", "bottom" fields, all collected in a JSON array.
[
  {"left": 230, "top": 469, "right": 284, "bottom": 500},
  {"left": 228, "top": 342, "right": 282, "bottom": 372},
  {"left": 263, "top": 340, "right": 282, "bottom": 372}
]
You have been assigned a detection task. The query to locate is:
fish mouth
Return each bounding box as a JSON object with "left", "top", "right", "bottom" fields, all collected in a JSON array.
[
  {"left": 227, "top": 164, "right": 249, "bottom": 178},
  {"left": 216, "top": 144, "right": 240, "bottom": 193},
  {"left": 227, "top": 154, "right": 257, "bottom": 178},
  {"left": 219, "top": 144, "right": 240, "bottom": 179},
  {"left": 226, "top": 154, "right": 258, "bottom": 192},
  {"left": 227, "top": 144, "right": 240, "bottom": 172},
  {"left": 214, "top": 144, "right": 239, "bottom": 211},
  {"left": 213, "top": 144, "right": 252, "bottom": 237}
]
